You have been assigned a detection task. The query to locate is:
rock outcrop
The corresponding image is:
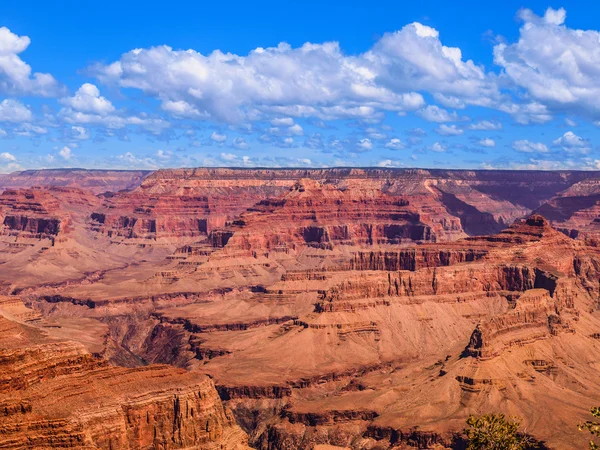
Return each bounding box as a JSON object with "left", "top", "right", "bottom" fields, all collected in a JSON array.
[
  {"left": 0, "top": 301, "right": 250, "bottom": 449},
  {"left": 4, "top": 169, "right": 600, "bottom": 449}
]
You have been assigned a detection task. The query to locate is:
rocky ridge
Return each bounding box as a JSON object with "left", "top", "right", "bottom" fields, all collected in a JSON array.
[{"left": 2, "top": 169, "right": 600, "bottom": 449}]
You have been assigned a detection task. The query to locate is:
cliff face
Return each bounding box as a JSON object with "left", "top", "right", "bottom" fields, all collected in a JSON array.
[
  {"left": 0, "top": 300, "right": 250, "bottom": 450},
  {"left": 4, "top": 169, "right": 600, "bottom": 449}
]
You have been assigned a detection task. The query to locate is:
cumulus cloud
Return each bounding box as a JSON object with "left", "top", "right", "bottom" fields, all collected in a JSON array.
[
  {"left": 89, "top": 40, "right": 428, "bottom": 123},
  {"left": 356, "top": 138, "right": 373, "bottom": 151},
  {"left": 57, "top": 84, "right": 169, "bottom": 134},
  {"left": 494, "top": 7, "right": 600, "bottom": 120},
  {"left": 210, "top": 131, "right": 227, "bottom": 143},
  {"left": 384, "top": 138, "right": 405, "bottom": 150},
  {"left": 436, "top": 124, "right": 463, "bottom": 136},
  {"left": 60, "top": 84, "right": 115, "bottom": 114},
  {"left": 0, "top": 27, "right": 61, "bottom": 96},
  {"left": 0, "top": 99, "right": 32, "bottom": 122},
  {"left": 156, "top": 149, "right": 172, "bottom": 160},
  {"left": 429, "top": 142, "right": 447, "bottom": 152},
  {"left": 71, "top": 126, "right": 89, "bottom": 140},
  {"left": 289, "top": 124, "right": 304, "bottom": 135},
  {"left": 270, "top": 117, "right": 295, "bottom": 126},
  {"left": 368, "top": 23, "right": 500, "bottom": 105},
  {"left": 478, "top": 138, "right": 495, "bottom": 147},
  {"left": 416, "top": 105, "right": 460, "bottom": 122},
  {"left": 59, "top": 146, "right": 72, "bottom": 160},
  {"left": 467, "top": 120, "right": 502, "bottom": 130},
  {"left": 377, "top": 159, "right": 402, "bottom": 167},
  {"left": 87, "top": 18, "right": 516, "bottom": 124},
  {"left": 552, "top": 131, "right": 590, "bottom": 153},
  {"left": 0, "top": 152, "right": 15, "bottom": 161},
  {"left": 232, "top": 136, "right": 249, "bottom": 149},
  {"left": 15, "top": 123, "right": 47, "bottom": 136},
  {"left": 512, "top": 140, "right": 549, "bottom": 153},
  {"left": 116, "top": 152, "right": 159, "bottom": 169},
  {"left": 220, "top": 152, "right": 237, "bottom": 162},
  {"left": 59, "top": 107, "right": 169, "bottom": 134}
]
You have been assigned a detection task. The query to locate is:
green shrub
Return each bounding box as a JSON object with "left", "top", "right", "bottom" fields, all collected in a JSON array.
[
  {"left": 465, "top": 414, "right": 534, "bottom": 450},
  {"left": 579, "top": 407, "right": 600, "bottom": 450}
]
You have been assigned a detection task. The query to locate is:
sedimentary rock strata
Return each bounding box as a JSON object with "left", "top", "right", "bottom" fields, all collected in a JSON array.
[
  {"left": 0, "top": 300, "right": 250, "bottom": 449},
  {"left": 2, "top": 169, "right": 600, "bottom": 449}
]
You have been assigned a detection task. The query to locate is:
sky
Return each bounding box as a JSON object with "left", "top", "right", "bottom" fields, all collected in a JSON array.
[{"left": 0, "top": 1, "right": 600, "bottom": 171}]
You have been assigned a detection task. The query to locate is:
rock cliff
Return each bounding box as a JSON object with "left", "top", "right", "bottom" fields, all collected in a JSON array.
[
  {"left": 3, "top": 169, "right": 600, "bottom": 449},
  {"left": 0, "top": 300, "right": 250, "bottom": 449}
]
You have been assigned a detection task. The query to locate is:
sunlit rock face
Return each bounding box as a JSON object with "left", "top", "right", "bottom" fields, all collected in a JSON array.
[{"left": 2, "top": 168, "right": 600, "bottom": 449}]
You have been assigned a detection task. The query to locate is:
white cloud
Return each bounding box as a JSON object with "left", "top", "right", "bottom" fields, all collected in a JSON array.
[
  {"left": 289, "top": 124, "right": 304, "bottom": 135},
  {"left": 89, "top": 19, "right": 511, "bottom": 124},
  {"left": 384, "top": 138, "right": 405, "bottom": 150},
  {"left": 57, "top": 84, "right": 169, "bottom": 134},
  {"left": 59, "top": 146, "right": 72, "bottom": 160},
  {"left": 15, "top": 123, "right": 47, "bottom": 136},
  {"left": 0, "top": 152, "right": 15, "bottom": 161},
  {"left": 0, "top": 99, "right": 32, "bottom": 122},
  {"left": 0, "top": 27, "right": 61, "bottom": 96},
  {"left": 71, "top": 126, "right": 89, "bottom": 140},
  {"left": 220, "top": 152, "right": 238, "bottom": 162},
  {"left": 433, "top": 94, "right": 465, "bottom": 109},
  {"left": 368, "top": 131, "right": 386, "bottom": 140},
  {"left": 552, "top": 131, "right": 589, "bottom": 153},
  {"left": 59, "top": 108, "right": 169, "bottom": 134},
  {"left": 161, "top": 99, "right": 206, "bottom": 118},
  {"left": 494, "top": 7, "right": 600, "bottom": 120},
  {"left": 478, "top": 138, "right": 495, "bottom": 147},
  {"left": 156, "top": 149, "right": 172, "bottom": 160},
  {"left": 270, "top": 117, "right": 295, "bottom": 126},
  {"left": 368, "top": 23, "right": 500, "bottom": 106},
  {"left": 60, "top": 84, "right": 115, "bottom": 115},
  {"left": 211, "top": 131, "right": 227, "bottom": 143},
  {"left": 356, "top": 138, "right": 372, "bottom": 151},
  {"left": 115, "top": 152, "right": 159, "bottom": 169},
  {"left": 416, "top": 105, "right": 460, "bottom": 122},
  {"left": 467, "top": 120, "right": 502, "bottom": 130},
  {"left": 436, "top": 124, "right": 463, "bottom": 136},
  {"left": 429, "top": 142, "right": 447, "bottom": 152},
  {"left": 512, "top": 140, "right": 549, "bottom": 153},
  {"left": 232, "top": 137, "right": 249, "bottom": 149}
]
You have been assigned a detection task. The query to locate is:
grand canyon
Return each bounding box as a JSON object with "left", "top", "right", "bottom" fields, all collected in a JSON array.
[{"left": 1, "top": 167, "right": 600, "bottom": 449}]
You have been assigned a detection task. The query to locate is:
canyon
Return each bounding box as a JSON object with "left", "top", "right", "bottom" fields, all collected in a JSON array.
[{"left": 2, "top": 168, "right": 600, "bottom": 449}]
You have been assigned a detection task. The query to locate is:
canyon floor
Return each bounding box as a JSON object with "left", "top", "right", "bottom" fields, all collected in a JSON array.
[{"left": 2, "top": 168, "right": 600, "bottom": 449}]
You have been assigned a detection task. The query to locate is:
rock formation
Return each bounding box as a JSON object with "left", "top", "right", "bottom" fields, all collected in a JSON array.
[
  {"left": 0, "top": 298, "right": 250, "bottom": 449},
  {"left": 2, "top": 169, "right": 600, "bottom": 449}
]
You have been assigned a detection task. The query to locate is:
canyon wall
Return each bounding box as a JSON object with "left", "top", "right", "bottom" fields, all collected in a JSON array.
[{"left": 1, "top": 169, "right": 600, "bottom": 449}]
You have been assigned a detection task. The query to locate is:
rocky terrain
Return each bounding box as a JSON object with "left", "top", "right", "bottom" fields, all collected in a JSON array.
[
  {"left": 2, "top": 168, "right": 600, "bottom": 449},
  {"left": 0, "top": 169, "right": 151, "bottom": 194}
]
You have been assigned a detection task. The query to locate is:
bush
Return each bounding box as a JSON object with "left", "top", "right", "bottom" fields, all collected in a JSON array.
[
  {"left": 465, "top": 414, "right": 535, "bottom": 450},
  {"left": 579, "top": 407, "right": 600, "bottom": 450}
]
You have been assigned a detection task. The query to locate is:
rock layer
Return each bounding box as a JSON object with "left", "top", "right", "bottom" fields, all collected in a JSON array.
[{"left": 3, "top": 169, "right": 600, "bottom": 449}]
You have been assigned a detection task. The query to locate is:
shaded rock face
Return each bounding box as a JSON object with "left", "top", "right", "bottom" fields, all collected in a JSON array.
[
  {"left": 6, "top": 169, "right": 600, "bottom": 449},
  {"left": 3, "top": 215, "right": 60, "bottom": 235}
]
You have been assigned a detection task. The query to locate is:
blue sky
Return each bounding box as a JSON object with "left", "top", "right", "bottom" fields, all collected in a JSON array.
[{"left": 0, "top": 1, "right": 599, "bottom": 171}]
